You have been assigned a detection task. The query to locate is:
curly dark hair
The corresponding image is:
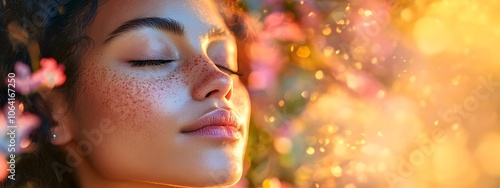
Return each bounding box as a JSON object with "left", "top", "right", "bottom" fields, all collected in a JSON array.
[{"left": 0, "top": 0, "right": 252, "bottom": 187}]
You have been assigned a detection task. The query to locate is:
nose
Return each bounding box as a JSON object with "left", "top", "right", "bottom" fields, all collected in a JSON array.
[{"left": 191, "top": 56, "right": 233, "bottom": 101}]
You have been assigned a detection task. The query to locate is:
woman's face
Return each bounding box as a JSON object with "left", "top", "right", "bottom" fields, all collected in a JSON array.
[{"left": 62, "top": 0, "right": 250, "bottom": 187}]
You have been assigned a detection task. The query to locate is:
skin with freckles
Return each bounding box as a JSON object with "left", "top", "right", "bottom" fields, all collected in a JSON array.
[{"left": 49, "top": 0, "right": 251, "bottom": 187}]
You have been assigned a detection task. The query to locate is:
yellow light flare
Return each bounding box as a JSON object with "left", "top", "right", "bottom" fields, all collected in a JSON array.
[
  {"left": 306, "top": 147, "right": 315, "bottom": 155},
  {"left": 358, "top": 8, "right": 364, "bottom": 15},
  {"left": 353, "top": 62, "right": 363, "bottom": 70},
  {"left": 331, "top": 166, "right": 342, "bottom": 177},
  {"left": 278, "top": 100, "right": 285, "bottom": 107},
  {"left": 346, "top": 73, "right": 360, "bottom": 90},
  {"left": 327, "top": 125, "right": 338, "bottom": 134},
  {"left": 363, "top": 10, "right": 373, "bottom": 17},
  {"left": 274, "top": 136, "right": 292, "bottom": 154},
  {"left": 401, "top": 8, "right": 413, "bottom": 21},
  {"left": 323, "top": 46, "right": 334, "bottom": 56},
  {"left": 262, "top": 178, "right": 281, "bottom": 188},
  {"left": 319, "top": 147, "right": 326, "bottom": 152},
  {"left": 322, "top": 26, "right": 332, "bottom": 36},
  {"left": 297, "top": 46, "right": 311, "bottom": 58},
  {"left": 409, "top": 75, "right": 416, "bottom": 83},
  {"left": 315, "top": 70, "right": 325, "bottom": 80}
]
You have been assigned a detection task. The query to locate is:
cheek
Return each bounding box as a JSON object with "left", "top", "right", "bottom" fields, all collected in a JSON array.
[
  {"left": 77, "top": 68, "right": 164, "bottom": 130},
  {"left": 73, "top": 65, "right": 187, "bottom": 174},
  {"left": 233, "top": 81, "right": 250, "bottom": 116},
  {"left": 232, "top": 80, "right": 251, "bottom": 136},
  {"left": 77, "top": 62, "right": 189, "bottom": 121}
]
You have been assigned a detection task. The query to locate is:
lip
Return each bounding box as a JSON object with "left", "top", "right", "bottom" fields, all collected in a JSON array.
[{"left": 181, "top": 109, "right": 242, "bottom": 141}]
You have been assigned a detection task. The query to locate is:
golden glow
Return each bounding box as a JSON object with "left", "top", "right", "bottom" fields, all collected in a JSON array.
[
  {"left": 297, "top": 46, "right": 311, "bottom": 58},
  {"left": 245, "top": 0, "right": 500, "bottom": 187},
  {"left": 315, "top": 70, "right": 325, "bottom": 80}
]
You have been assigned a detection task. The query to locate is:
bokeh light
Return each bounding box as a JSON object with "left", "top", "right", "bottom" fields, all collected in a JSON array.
[{"left": 241, "top": 0, "right": 500, "bottom": 187}]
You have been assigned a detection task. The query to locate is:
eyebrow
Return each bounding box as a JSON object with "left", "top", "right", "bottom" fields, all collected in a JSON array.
[{"left": 103, "top": 17, "right": 185, "bottom": 44}]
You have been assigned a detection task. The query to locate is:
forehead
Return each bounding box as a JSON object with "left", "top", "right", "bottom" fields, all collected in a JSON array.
[{"left": 87, "top": 0, "right": 224, "bottom": 44}]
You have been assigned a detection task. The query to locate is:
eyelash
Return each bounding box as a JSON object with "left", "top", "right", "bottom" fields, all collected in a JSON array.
[
  {"left": 129, "top": 60, "right": 242, "bottom": 76},
  {"left": 215, "top": 65, "right": 243, "bottom": 76},
  {"left": 130, "top": 60, "right": 174, "bottom": 67}
]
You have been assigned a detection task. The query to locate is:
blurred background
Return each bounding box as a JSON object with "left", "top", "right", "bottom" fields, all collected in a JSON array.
[{"left": 238, "top": 0, "right": 500, "bottom": 187}]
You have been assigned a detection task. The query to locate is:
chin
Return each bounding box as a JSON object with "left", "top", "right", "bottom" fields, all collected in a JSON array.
[
  {"left": 144, "top": 163, "right": 243, "bottom": 188},
  {"left": 191, "top": 162, "right": 243, "bottom": 187},
  {"left": 204, "top": 168, "right": 242, "bottom": 187},
  {"left": 138, "top": 173, "right": 241, "bottom": 188}
]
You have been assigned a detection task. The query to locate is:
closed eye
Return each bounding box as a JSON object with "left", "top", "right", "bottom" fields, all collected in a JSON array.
[
  {"left": 129, "top": 60, "right": 241, "bottom": 76},
  {"left": 129, "top": 60, "right": 175, "bottom": 67},
  {"left": 216, "top": 65, "right": 242, "bottom": 76}
]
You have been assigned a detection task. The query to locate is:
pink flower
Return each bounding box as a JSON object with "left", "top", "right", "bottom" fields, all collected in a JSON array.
[
  {"left": 14, "top": 58, "right": 66, "bottom": 94},
  {"left": 248, "top": 69, "right": 277, "bottom": 90},
  {"left": 0, "top": 104, "right": 41, "bottom": 181},
  {"left": 14, "top": 62, "right": 41, "bottom": 94},
  {"left": 0, "top": 104, "right": 41, "bottom": 153},
  {"left": 248, "top": 38, "right": 284, "bottom": 90},
  {"left": 264, "top": 12, "right": 305, "bottom": 42}
]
